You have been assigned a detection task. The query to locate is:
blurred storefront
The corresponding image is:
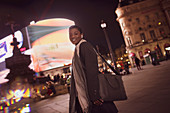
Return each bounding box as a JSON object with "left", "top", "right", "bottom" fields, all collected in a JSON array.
[{"left": 114, "top": 44, "right": 131, "bottom": 70}]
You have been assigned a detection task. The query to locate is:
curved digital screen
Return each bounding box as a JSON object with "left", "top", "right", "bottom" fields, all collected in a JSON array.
[{"left": 27, "top": 18, "right": 75, "bottom": 72}]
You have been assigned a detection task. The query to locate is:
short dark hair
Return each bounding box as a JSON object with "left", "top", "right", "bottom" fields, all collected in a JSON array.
[{"left": 69, "top": 25, "right": 83, "bottom": 34}]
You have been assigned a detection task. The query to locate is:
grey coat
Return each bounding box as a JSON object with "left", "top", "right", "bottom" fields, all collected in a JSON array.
[{"left": 69, "top": 41, "right": 100, "bottom": 113}]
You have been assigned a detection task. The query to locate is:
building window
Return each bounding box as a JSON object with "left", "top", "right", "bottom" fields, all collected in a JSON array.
[
  {"left": 155, "top": 12, "right": 159, "bottom": 19},
  {"left": 149, "top": 30, "right": 156, "bottom": 39},
  {"left": 126, "top": 37, "right": 132, "bottom": 46},
  {"left": 139, "top": 27, "right": 142, "bottom": 31},
  {"left": 159, "top": 28, "right": 165, "bottom": 36},
  {"left": 140, "top": 33, "right": 146, "bottom": 42},
  {"left": 136, "top": 18, "right": 140, "bottom": 23},
  {"left": 128, "top": 18, "right": 132, "bottom": 22},
  {"left": 125, "top": 31, "right": 128, "bottom": 35},
  {"left": 148, "top": 25, "right": 152, "bottom": 28},
  {"left": 145, "top": 15, "right": 150, "bottom": 21}
]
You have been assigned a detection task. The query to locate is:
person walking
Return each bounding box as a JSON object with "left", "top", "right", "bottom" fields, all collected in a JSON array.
[
  {"left": 124, "top": 62, "right": 130, "bottom": 74},
  {"left": 66, "top": 75, "right": 71, "bottom": 93},
  {"left": 134, "top": 56, "right": 142, "bottom": 70},
  {"left": 69, "top": 25, "right": 118, "bottom": 113}
]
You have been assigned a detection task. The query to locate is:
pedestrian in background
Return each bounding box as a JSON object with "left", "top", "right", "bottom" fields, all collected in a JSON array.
[
  {"left": 66, "top": 75, "right": 71, "bottom": 93},
  {"left": 56, "top": 74, "right": 60, "bottom": 83},
  {"left": 53, "top": 75, "right": 57, "bottom": 83},
  {"left": 59, "top": 75, "right": 65, "bottom": 85},
  {"left": 134, "top": 56, "right": 142, "bottom": 70},
  {"left": 124, "top": 62, "right": 130, "bottom": 74},
  {"left": 69, "top": 25, "right": 118, "bottom": 113}
]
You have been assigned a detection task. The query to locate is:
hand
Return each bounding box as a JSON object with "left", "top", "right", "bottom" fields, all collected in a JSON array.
[{"left": 93, "top": 99, "right": 104, "bottom": 106}]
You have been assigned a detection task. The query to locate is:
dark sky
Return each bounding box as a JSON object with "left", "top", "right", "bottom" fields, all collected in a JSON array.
[
  {"left": 48, "top": 0, "right": 125, "bottom": 52},
  {"left": 76, "top": 1, "right": 125, "bottom": 51},
  {"left": 0, "top": 0, "right": 125, "bottom": 53}
]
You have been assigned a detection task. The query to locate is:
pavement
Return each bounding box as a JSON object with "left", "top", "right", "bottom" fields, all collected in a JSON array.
[{"left": 30, "top": 60, "right": 170, "bottom": 113}]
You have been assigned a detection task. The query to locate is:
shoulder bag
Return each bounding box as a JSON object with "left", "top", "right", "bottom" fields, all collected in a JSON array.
[{"left": 95, "top": 49, "right": 128, "bottom": 101}]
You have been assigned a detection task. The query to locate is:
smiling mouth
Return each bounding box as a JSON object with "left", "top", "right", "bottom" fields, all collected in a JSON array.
[{"left": 72, "top": 39, "right": 76, "bottom": 42}]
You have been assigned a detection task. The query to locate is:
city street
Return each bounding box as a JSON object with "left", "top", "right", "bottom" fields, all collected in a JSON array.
[{"left": 30, "top": 60, "right": 170, "bottom": 113}]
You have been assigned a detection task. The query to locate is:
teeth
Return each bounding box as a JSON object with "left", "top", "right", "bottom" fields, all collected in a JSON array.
[{"left": 72, "top": 39, "right": 76, "bottom": 42}]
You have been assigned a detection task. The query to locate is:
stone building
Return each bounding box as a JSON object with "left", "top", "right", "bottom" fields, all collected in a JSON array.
[{"left": 115, "top": 0, "right": 170, "bottom": 66}]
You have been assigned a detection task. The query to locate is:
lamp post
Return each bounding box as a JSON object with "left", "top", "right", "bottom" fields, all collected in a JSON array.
[{"left": 100, "top": 20, "right": 118, "bottom": 71}]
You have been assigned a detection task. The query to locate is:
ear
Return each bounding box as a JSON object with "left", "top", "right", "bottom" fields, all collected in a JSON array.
[{"left": 81, "top": 34, "right": 83, "bottom": 38}]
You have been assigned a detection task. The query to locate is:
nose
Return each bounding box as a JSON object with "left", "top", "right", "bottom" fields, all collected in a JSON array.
[{"left": 71, "top": 35, "right": 76, "bottom": 39}]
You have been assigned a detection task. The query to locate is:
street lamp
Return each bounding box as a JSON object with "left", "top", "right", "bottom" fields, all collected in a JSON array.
[{"left": 100, "top": 20, "right": 118, "bottom": 71}]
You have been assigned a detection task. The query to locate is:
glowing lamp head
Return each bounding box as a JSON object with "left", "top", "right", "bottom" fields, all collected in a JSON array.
[{"left": 101, "top": 20, "right": 106, "bottom": 28}]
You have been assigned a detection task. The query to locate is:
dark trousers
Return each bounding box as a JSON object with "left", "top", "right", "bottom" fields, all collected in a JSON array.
[
  {"left": 91, "top": 101, "right": 118, "bottom": 113},
  {"left": 75, "top": 98, "right": 118, "bottom": 113}
]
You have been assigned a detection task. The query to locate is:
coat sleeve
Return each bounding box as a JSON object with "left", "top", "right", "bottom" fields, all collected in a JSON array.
[{"left": 79, "top": 42, "right": 101, "bottom": 102}]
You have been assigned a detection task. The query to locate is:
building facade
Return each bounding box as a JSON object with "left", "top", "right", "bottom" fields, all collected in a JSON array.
[{"left": 115, "top": 0, "right": 170, "bottom": 66}]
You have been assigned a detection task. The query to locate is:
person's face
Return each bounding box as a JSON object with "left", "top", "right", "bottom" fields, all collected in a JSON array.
[{"left": 69, "top": 28, "right": 82, "bottom": 45}]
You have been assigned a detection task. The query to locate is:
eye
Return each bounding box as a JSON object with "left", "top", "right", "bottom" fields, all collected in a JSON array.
[{"left": 74, "top": 32, "right": 78, "bottom": 35}]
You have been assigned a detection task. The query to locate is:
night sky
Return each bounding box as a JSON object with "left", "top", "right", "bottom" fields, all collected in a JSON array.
[
  {"left": 0, "top": 0, "right": 125, "bottom": 53},
  {"left": 77, "top": 1, "right": 125, "bottom": 53},
  {"left": 53, "top": 0, "right": 125, "bottom": 53}
]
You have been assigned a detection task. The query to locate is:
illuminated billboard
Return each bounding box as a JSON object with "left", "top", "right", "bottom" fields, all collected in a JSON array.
[
  {"left": 27, "top": 18, "right": 75, "bottom": 72},
  {"left": 0, "top": 31, "right": 25, "bottom": 63}
]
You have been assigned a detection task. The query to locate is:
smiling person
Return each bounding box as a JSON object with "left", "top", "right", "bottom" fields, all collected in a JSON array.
[{"left": 69, "top": 25, "right": 118, "bottom": 113}]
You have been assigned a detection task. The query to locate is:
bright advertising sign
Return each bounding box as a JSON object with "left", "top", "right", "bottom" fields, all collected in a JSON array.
[
  {"left": 27, "top": 18, "right": 75, "bottom": 72},
  {"left": 0, "top": 31, "right": 24, "bottom": 63}
]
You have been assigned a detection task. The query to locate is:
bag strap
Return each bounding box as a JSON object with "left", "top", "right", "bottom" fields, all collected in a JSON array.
[{"left": 93, "top": 49, "right": 120, "bottom": 75}]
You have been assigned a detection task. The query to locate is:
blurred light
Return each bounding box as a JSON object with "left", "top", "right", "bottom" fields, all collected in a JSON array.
[
  {"left": 164, "top": 51, "right": 166, "bottom": 55},
  {"left": 128, "top": 62, "right": 130, "bottom": 64},
  {"left": 126, "top": 51, "right": 128, "bottom": 53},
  {"left": 16, "top": 98, "right": 22, "bottom": 102},
  {"left": 69, "top": 66, "right": 72, "bottom": 73},
  {"left": 129, "top": 52, "right": 135, "bottom": 57},
  {"left": 26, "top": 104, "right": 30, "bottom": 107},
  {"left": 142, "top": 40, "right": 145, "bottom": 42},
  {"left": 143, "top": 54, "right": 149, "bottom": 57},
  {"left": 120, "top": 57, "right": 123, "bottom": 60},
  {"left": 23, "top": 88, "right": 31, "bottom": 98},
  {"left": 11, "top": 99, "right": 14, "bottom": 104},
  {"left": 165, "top": 47, "right": 170, "bottom": 50},
  {"left": 30, "top": 21, "right": 35, "bottom": 25},
  {"left": 21, "top": 104, "right": 31, "bottom": 113},
  {"left": 158, "top": 22, "right": 162, "bottom": 25},
  {"left": 20, "top": 47, "right": 26, "bottom": 52},
  {"left": 4, "top": 107, "right": 9, "bottom": 113},
  {"left": 6, "top": 100, "right": 10, "bottom": 106},
  {"left": 117, "top": 64, "right": 121, "bottom": 67},
  {"left": 14, "top": 90, "right": 23, "bottom": 99},
  {"left": 107, "top": 60, "right": 111, "bottom": 64}
]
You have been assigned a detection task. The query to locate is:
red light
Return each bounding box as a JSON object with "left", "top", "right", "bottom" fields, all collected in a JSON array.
[{"left": 20, "top": 47, "right": 26, "bottom": 52}]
